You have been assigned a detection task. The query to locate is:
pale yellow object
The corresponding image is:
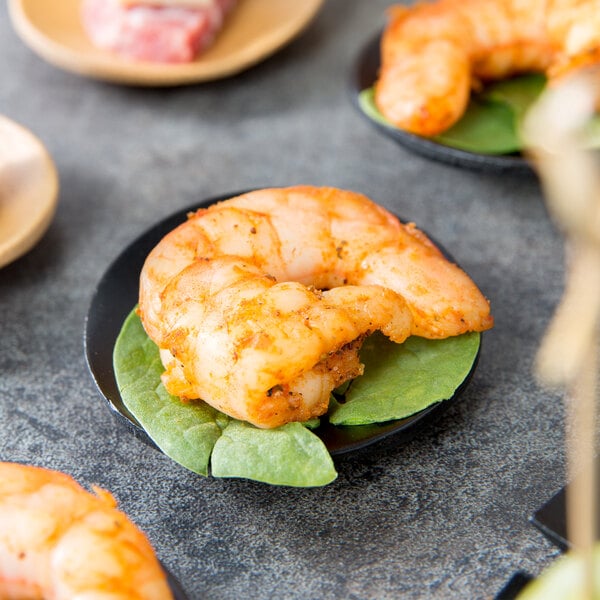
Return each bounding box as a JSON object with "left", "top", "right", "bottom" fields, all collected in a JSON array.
[
  {"left": 518, "top": 545, "right": 600, "bottom": 599},
  {"left": 8, "top": 0, "right": 325, "bottom": 86},
  {"left": 523, "top": 69, "right": 600, "bottom": 599},
  {"left": 0, "top": 462, "right": 173, "bottom": 599},
  {"left": 0, "top": 115, "right": 58, "bottom": 270},
  {"left": 524, "top": 73, "right": 600, "bottom": 386}
]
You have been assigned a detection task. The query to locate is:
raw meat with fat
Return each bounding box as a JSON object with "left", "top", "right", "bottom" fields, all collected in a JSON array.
[{"left": 82, "top": 0, "right": 236, "bottom": 63}]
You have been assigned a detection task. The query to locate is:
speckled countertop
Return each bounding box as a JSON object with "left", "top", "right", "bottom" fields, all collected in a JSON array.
[{"left": 1, "top": 1, "right": 569, "bottom": 598}]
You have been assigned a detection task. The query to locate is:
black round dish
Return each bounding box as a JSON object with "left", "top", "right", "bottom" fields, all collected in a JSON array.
[
  {"left": 84, "top": 191, "right": 481, "bottom": 458},
  {"left": 351, "top": 32, "right": 533, "bottom": 174}
]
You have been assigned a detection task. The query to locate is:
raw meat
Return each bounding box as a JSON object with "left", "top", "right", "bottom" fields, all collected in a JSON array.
[{"left": 82, "top": 0, "right": 236, "bottom": 63}]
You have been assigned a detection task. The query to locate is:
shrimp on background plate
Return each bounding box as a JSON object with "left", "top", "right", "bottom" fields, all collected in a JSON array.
[
  {"left": 0, "top": 462, "right": 173, "bottom": 600},
  {"left": 138, "top": 186, "right": 493, "bottom": 429},
  {"left": 375, "top": 0, "right": 600, "bottom": 136}
]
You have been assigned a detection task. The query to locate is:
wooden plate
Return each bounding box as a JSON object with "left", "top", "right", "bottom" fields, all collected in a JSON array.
[
  {"left": 8, "top": 0, "right": 325, "bottom": 86},
  {"left": 0, "top": 116, "right": 59, "bottom": 269}
]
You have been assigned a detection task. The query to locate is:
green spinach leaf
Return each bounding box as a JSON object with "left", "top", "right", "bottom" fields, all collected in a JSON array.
[
  {"left": 113, "top": 309, "right": 226, "bottom": 476},
  {"left": 329, "top": 332, "right": 480, "bottom": 426},
  {"left": 358, "top": 75, "right": 593, "bottom": 155},
  {"left": 113, "top": 309, "right": 336, "bottom": 486},
  {"left": 359, "top": 86, "right": 520, "bottom": 154},
  {"left": 211, "top": 420, "right": 337, "bottom": 487},
  {"left": 114, "top": 309, "right": 480, "bottom": 486}
]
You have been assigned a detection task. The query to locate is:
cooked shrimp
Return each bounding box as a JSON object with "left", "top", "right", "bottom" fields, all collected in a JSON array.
[
  {"left": 155, "top": 257, "right": 414, "bottom": 427},
  {"left": 0, "top": 462, "right": 173, "bottom": 600},
  {"left": 375, "top": 0, "right": 600, "bottom": 136},
  {"left": 138, "top": 186, "right": 493, "bottom": 428}
]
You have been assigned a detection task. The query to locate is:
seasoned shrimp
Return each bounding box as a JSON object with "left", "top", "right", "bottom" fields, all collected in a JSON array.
[
  {"left": 375, "top": 0, "right": 600, "bottom": 136},
  {"left": 0, "top": 462, "right": 173, "bottom": 600},
  {"left": 155, "top": 257, "right": 414, "bottom": 427},
  {"left": 138, "top": 186, "right": 493, "bottom": 428}
]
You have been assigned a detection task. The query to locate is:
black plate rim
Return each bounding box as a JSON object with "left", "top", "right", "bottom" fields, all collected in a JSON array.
[
  {"left": 84, "top": 190, "right": 482, "bottom": 462},
  {"left": 350, "top": 31, "right": 534, "bottom": 175}
]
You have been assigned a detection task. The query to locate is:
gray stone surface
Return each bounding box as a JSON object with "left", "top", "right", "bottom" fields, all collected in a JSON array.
[{"left": 1, "top": 1, "right": 569, "bottom": 598}]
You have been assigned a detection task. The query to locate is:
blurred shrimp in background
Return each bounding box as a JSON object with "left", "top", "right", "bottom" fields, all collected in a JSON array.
[{"left": 375, "top": 0, "right": 600, "bottom": 136}]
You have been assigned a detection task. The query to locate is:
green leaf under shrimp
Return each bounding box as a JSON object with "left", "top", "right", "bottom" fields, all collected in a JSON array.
[
  {"left": 113, "top": 308, "right": 336, "bottom": 487},
  {"left": 113, "top": 309, "right": 225, "bottom": 476},
  {"left": 211, "top": 421, "right": 337, "bottom": 487},
  {"left": 478, "top": 74, "right": 600, "bottom": 149},
  {"left": 480, "top": 73, "right": 546, "bottom": 121},
  {"left": 360, "top": 74, "right": 598, "bottom": 155},
  {"left": 359, "top": 86, "right": 521, "bottom": 154},
  {"left": 433, "top": 99, "right": 521, "bottom": 154},
  {"left": 360, "top": 74, "right": 600, "bottom": 155},
  {"left": 113, "top": 308, "right": 479, "bottom": 487},
  {"left": 328, "top": 332, "right": 480, "bottom": 426}
]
